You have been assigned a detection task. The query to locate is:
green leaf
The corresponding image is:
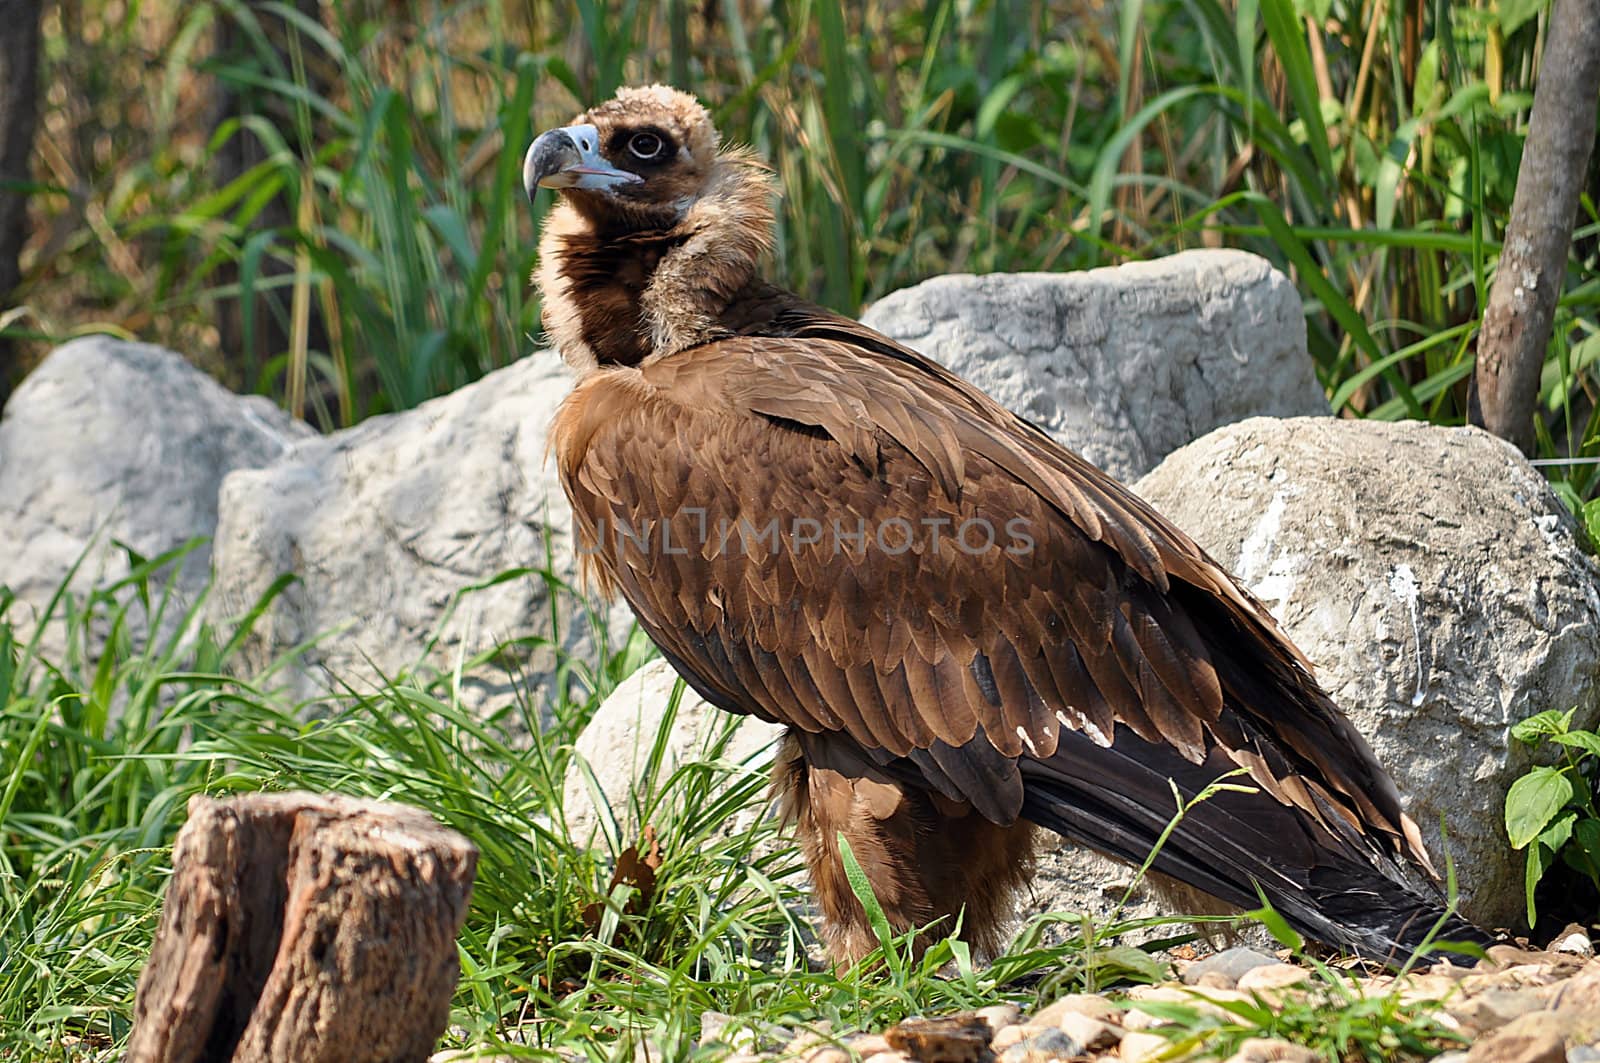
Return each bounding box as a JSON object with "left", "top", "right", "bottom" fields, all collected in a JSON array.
[
  {"left": 837, "top": 833, "right": 898, "bottom": 963},
  {"left": 1510, "top": 708, "right": 1575, "bottom": 743},
  {"left": 1569, "top": 818, "right": 1600, "bottom": 880},
  {"left": 1260, "top": 0, "right": 1335, "bottom": 187},
  {"left": 1583, "top": 498, "right": 1600, "bottom": 554},
  {"left": 1505, "top": 767, "right": 1577, "bottom": 849},
  {"left": 1539, "top": 811, "right": 1575, "bottom": 853},
  {"left": 1499, "top": 0, "right": 1550, "bottom": 37},
  {"left": 1552, "top": 730, "right": 1600, "bottom": 759},
  {"left": 1525, "top": 841, "right": 1555, "bottom": 926}
]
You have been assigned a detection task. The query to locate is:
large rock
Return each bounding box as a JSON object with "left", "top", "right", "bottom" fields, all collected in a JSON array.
[
  {"left": 860, "top": 250, "right": 1327, "bottom": 481},
  {"left": 1112, "top": 417, "right": 1598, "bottom": 929},
  {"left": 562, "top": 658, "right": 784, "bottom": 849},
  {"left": 0, "top": 337, "right": 310, "bottom": 654},
  {"left": 209, "top": 353, "right": 630, "bottom": 708}
]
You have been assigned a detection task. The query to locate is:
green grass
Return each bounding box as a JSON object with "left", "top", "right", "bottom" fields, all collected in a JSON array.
[
  {"left": 0, "top": 555, "right": 1491, "bottom": 1061},
  {"left": 8, "top": 0, "right": 1599, "bottom": 494},
  {"left": 0, "top": 558, "right": 1206, "bottom": 1060}
]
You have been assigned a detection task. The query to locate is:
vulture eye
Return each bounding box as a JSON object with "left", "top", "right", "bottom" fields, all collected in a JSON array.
[{"left": 628, "top": 131, "right": 666, "bottom": 160}]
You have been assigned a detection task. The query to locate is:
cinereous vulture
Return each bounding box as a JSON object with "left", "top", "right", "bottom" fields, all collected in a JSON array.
[{"left": 523, "top": 85, "right": 1491, "bottom": 965}]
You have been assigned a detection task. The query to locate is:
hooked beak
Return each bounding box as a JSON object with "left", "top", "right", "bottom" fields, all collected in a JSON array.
[{"left": 523, "top": 123, "right": 643, "bottom": 199}]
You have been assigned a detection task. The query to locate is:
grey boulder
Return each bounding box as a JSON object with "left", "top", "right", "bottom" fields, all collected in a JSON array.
[
  {"left": 209, "top": 353, "right": 633, "bottom": 709},
  {"left": 1121, "top": 416, "right": 1598, "bottom": 929},
  {"left": 860, "top": 249, "right": 1327, "bottom": 481},
  {"left": 0, "top": 336, "right": 310, "bottom": 655},
  {"left": 561, "top": 658, "right": 784, "bottom": 849}
]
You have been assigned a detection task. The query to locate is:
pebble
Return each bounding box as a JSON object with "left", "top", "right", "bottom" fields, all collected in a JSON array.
[
  {"left": 802, "top": 1049, "right": 848, "bottom": 1063},
  {"left": 848, "top": 1035, "right": 891, "bottom": 1056},
  {"left": 1056, "top": 1011, "right": 1123, "bottom": 1050},
  {"left": 1555, "top": 932, "right": 1594, "bottom": 956},
  {"left": 1180, "top": 947, "right": 1277, "bottom": 987},
  {"left": 990, "top": 1025, "right": 1029, "bottom": 1052},
  {"left": 1118, "top": 1030, "right": 1171, "bottom": 1063},
  {"left": 1235, "top": 964, "right": 1311, "bottom": 993},
  {"left": 1464, "top": 1026, "right": 1566, "bottom": 1063},
  {"left": 885, "top": 1014, "right": 993, "bottom": 1063},
  {"left": 1448, "top": 987, "right": 1554, "bottom": 1032},
  {"left": 1033, "top": 993, "right": 1122, "bottom": 1025},
  {"left": 997, "top": 1028, "right": 1082, "bottom": 1063},
  {"left": 976, "top": 1003, "right": 1022, "bottom": 1031},
  {"left": 862, "top": 1052, "right": 913, "bottom": 1063},
  {"left": 1222, "top": 1037, "right": 1320, "bottom": 1063}
]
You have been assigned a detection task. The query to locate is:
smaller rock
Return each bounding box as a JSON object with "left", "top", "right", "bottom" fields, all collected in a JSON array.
[
  {"left": 1554, "top": 932, "right": 1594, "bottom": 957},
  {"left": 1394, "top": 974, "right": 1464, "bottom": 1006},
  {"left": 1425, "top": 963, "right": 1479, "bottom": 983},
  {"left": 1464, "top": 964, "right": 1574, "bottom": 995},
  {"left": 1118, "top": 1009, "right": 1168, "bottom": 1034},
  {"left": 849, "top": 1035, "right": 892, "bottom": 1057},
  {"left": 1222, "top": 1037, "right": 1321, "bottom": 1063},
  {"left": 1569, "top": 1047, "right": 1600, "bottom": 1063},
  {"left": 787, "top": 1026, "right": 833, "bottom": 1055},
  {"left": 976, "top": 1004, "right": 1023, "bottom": 1032},
  {"left": 803, "top": 1049, "right": 849, "bottom": 1063},
  {"left": 1448, "top": 988, "right": 1555, "bottom": 1033},
  {"left": 699, "top": 1011, "right": 791, "bottom": 1053},
  {"left": 886, "top": 1015, "right": 993, "bottom": 1063},
  {"left": 1034, "top": 994, "right": 1122, "bottom": 1025},
  {"left": 998, "top": 1028, "right": 1082, "bottom": 1063},
  {"left": 1431, "top": 1053, "right": 1469, "bottom": 1063},
  {"left": 1236, "top": 964, "right": 1312, "bottom": 993},
  {"left": 1118, "top": 1030, "right": 1171, "bottom": 1063},
  {"left": 1486, "top": 946, "right": 1567, "bottom": 971},
  {"left": 863, "top": 1052, "right": 914, "bottom": 1063},
  {"left": 1464, "top": 1025, "right": 1565, "bottom": 1063},
  {"left": 990, "top": 1025, "right": 1030, "bottom": 1052},
  {"left": 1195, "top": 971, "right": 1237, "bottom": 990},
  {"left": 1181, "top": 947, "right": 1277, "bottom": 987},
  {"left": 1057, "top": 1012, "right": 1123, "bottom": 1050}
]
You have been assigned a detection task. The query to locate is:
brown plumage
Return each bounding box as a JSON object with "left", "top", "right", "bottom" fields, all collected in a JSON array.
[{"left": 525, "top": 85, "right": 1491, "bottom": 965}]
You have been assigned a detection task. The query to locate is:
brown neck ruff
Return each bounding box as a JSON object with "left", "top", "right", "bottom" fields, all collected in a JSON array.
[{"left": 535, "top": 148, "right": 776, "bottom": 373}]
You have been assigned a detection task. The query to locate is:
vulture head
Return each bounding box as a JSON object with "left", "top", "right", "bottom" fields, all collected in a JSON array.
[{"left": 524, "top": 86, "right": 776, "bottom": 370}]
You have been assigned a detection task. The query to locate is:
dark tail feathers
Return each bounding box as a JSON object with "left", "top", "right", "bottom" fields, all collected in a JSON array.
[{"left": 1018, "top": 727, "right": 1495, "bottom": 966}]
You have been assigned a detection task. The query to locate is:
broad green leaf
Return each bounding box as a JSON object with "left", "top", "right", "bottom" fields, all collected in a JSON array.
[
  {"left": 1510, "top": 708, "right": 1575, "bottom": 743},
  {"left": 1505, "top": 767, "right": 1577, "bottom": 849},
  {"left": 1553, "top": 731, "right": 1600, "bottom": 759},
  {"left": 1499, "top": 0, "right": 1550, "bottom": 37},
  {"left": 1570, "top": 818, "right": 1600, "bottom": 879},
  {"left": 1538, "top": 811, "right": 1575, "bottom": 853},
  {"left": 1583, "top": 499, "right": 1600, "bottom": 551}
]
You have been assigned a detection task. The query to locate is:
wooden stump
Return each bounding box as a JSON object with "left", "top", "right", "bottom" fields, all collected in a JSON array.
[{"left": 126, "top": 792, "right": 478, "bottom": 1063}]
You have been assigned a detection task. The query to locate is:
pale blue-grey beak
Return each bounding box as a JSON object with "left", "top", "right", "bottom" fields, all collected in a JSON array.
[{"left": 523, "top": 123, "right": 643, "bottom": 200}]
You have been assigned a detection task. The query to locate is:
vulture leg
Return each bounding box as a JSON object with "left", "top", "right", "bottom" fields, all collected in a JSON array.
[{"left": 774, "top": 733, "right": 1039, "bottom": 963}]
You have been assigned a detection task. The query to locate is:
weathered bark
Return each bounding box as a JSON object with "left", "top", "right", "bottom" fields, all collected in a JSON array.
[
  {"left": 1473, "top": 0, "right": 1600, "bottom": 453},
  {"left": 0, "top": 0, "right": 43, "bottom": 409},
  {"left": 126, "top": 792, "right": 477, "bottom": 1063}
]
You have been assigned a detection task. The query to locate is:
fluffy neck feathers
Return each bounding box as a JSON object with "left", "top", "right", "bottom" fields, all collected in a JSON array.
[{"left": 536, "top": 147, "right": 776, "bottom": 373}]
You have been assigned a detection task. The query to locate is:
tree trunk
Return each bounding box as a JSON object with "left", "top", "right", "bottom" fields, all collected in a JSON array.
[
  {"left": 126, "top": 792, "right": 477, "bottom": 1063},
  {"left": 0, "top": 0, "right": 43, "bottom": 410},
  {"left": 1472, "top": 0, "right": 1600, "bottom": 454}
]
